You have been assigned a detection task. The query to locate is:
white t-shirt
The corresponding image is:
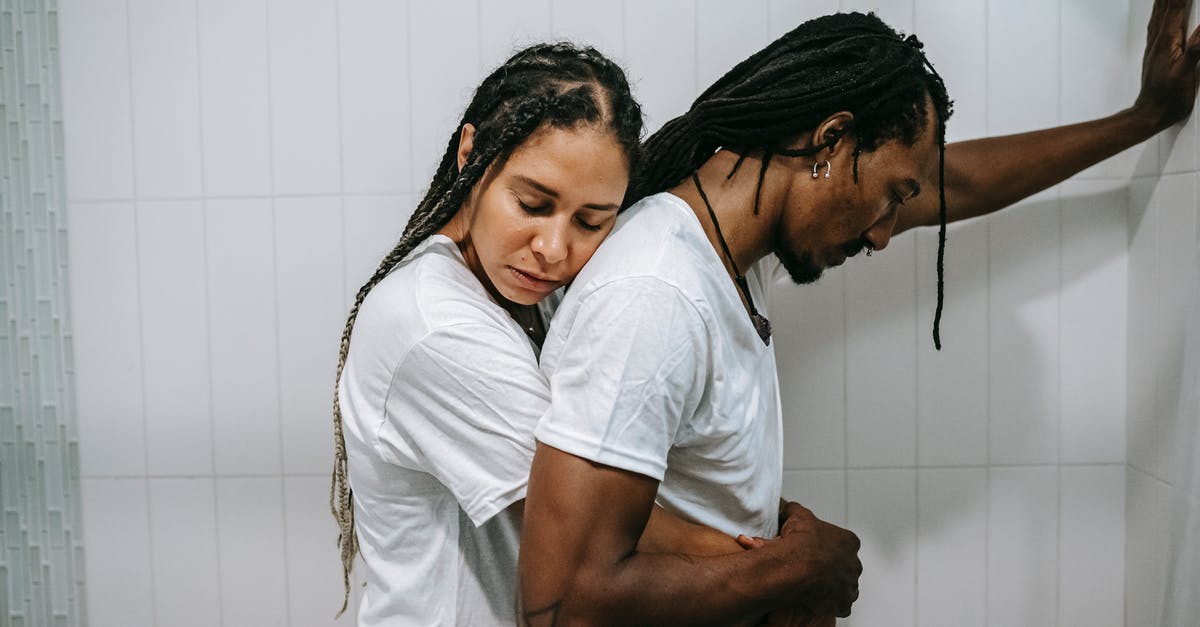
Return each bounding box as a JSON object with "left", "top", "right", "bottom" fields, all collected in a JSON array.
[
  {"left": 339, "top": 234, "right": 553, "bottom": 626},
  {"left": 536, "top": 192, "right": 785, "bottom": 539}
]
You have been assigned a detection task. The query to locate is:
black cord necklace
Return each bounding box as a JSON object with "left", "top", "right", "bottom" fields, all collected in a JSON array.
[{"left": 691, "top": 172, "right": 772, "bottom": 346}]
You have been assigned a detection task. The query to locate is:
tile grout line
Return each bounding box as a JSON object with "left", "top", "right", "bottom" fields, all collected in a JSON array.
[{"left": 191, "top": 0, "right": 226, "bottom": 623}]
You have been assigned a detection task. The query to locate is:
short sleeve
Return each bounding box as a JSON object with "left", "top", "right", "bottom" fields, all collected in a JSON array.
[
  {"left": 535, "top": 277, "right": 709, "bottom": 481},
  {"left": 376, "top": 322, "right": 549, "bottom": 527}
]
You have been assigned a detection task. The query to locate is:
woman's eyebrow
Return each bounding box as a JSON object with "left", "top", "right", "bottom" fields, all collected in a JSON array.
[{"left": 513, "top": 174, "right": 619, "bottom": 211}]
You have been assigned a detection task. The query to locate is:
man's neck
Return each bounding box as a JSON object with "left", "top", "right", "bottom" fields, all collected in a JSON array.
[{"left": 666, "top": 150, "right": 782, "bottom": 277}]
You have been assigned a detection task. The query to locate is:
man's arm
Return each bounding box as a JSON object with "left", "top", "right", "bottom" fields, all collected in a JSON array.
[
  {"left": 518, "top": 443, "right": 862, "bottom": 627},
  {"left": 895, "top": 0, "right": 1200, "bottom": 234}
]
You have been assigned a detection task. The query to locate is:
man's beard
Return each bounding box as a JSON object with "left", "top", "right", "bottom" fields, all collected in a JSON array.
[
  {"left": 775, "top": 246, "right": 824, "bottom": 285},
  {"left": 774, "top": 238, "right": 866, "bottom": 285}
]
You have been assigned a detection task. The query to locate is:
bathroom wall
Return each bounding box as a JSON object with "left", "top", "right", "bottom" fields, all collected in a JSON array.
[
  {"left": 56, "top": 0, "right": 1156, "bottom": 625},
  {"left": 1124, "top": 0, "right": 1200, "bottom": 623}
]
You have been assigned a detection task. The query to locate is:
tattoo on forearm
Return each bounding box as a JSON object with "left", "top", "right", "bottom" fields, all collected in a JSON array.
[{"left": 523, "top": 601, "right": 562, "bottom": 627}]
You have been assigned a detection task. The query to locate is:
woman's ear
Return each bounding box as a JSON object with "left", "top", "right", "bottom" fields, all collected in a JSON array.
[
  {"left": 456, "top": 123, "right": 477, "bottom": 172},
  {"left": 811, "top": 112, "right": 854, "bottom": 156}
]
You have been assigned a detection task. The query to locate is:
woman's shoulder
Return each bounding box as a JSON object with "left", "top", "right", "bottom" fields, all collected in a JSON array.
[{"left": 355, "top": 236, "right": 520, "bottom": 348}]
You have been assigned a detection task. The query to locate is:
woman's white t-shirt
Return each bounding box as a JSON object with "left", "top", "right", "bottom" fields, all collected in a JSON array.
[{"left": 339, "top": 234, "right": 551, "bottom": 626}]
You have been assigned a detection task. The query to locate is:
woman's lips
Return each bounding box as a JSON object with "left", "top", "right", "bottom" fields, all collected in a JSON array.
[{"left": 509, "top": 266, "right": 559, "bottom": 291}]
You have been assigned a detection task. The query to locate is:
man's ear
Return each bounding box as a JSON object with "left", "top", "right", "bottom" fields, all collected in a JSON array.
[
  {"left": 456, "top": 123, "right": 476, "bottom": 172},
  {"left": 810, "top": 112, "right": 854, "bottom": 156}
]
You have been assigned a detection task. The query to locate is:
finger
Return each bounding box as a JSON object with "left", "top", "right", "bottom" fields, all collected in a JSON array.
[
  {"left": 735, "top": 534, "right": 762, "bottom": 549},
  {"left": 1148, "top": 0, "right": 1189, "bottom": 49}
]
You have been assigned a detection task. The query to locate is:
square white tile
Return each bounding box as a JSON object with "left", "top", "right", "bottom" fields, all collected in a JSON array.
[
  {"left": 480, "top": 0, "right": 553, "bottom": 70},
  {"left": 846, "top": 232, "right": 917, "bottom": 468},
  {"left": 81, "top": 478, "right": 154, "bottom": 627},
  {"left": 916, "top": 468, "right": 987, "bottom": 627},
  {"left": 775, "top": 268, "right": 847, "bottom": 470},
  {"left": 339, "top": 0, "right": 413, "bottom": 195},
  {"left": 782, "top": 470, "right": 847, "bottom": 527},
  {"left": 284, "top": 476, "right": 358, "bottom": 625},
  {"left": 1059, "top": 465, "right": 1124, "bottom": 627},
  {"left": 69, "top": 203, "right": 146, "bottom": 477},
  {"left": 915, "top": 0, "right": 988, "bottom": 142},
  {"left": 1060, "top": 181, "right": 1127, "bottom": 464},
  {"left": 206, "top": 199, "right": 282, "bottom": 475},
  {"left": 625, "top": 0, "right": 697, "bottom": 134},
  {"left": 917, "top": 218, "right": 989, "bottom": 466},
  {"left": 275, "top": 198, "right": 345, "bottom": 474},
  {"left": 217, "top": 478, "right": 289, "bottom": 627},
  {"left": 138, "top": 201, "right": 214, "bottom": 475},
  {"left": 550, "top": 0, "right": 625, "bottom": 61},
  {"left": 846, "top": 469, "right": 917, "bottom": 627},
  {"left": 128, "top": 0, "right": 203, "bottom": 199},
  {"left": 408, "top": 1, "right": 483, "bottom": 188},
  {"left": 987, "top": 466, "right": 1058, "bottom": 626},
  {"left": 987, "top": 0, "right": 1060, "bottom": 136},
  {"left": 268, "top": 0, "right": 342, "bottom": 195},
  {"left": 58, "top": 0, "right": 135, "bottom": 201},
  {"left": 988, "top": 196, "right": 1061, "bottom": 465},
  {"left": 342, "top": 195, "right": 412, "bottom": 307},
  {"left": 149, "top": 478, "right": 221, "bottom": 627},
  {"left": 198, "top": 0, "right": 272, "bottom": 197},
  {"left": 696, "top": 0, "right": 771, "bottom": 91}
]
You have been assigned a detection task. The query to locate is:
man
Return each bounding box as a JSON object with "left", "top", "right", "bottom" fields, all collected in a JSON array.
[{"left": 520, "top": 3, "right": 1200, "bottom": 626}]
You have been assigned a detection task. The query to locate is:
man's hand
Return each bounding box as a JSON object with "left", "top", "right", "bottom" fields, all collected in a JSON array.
[
  {"left": 1132, "top": 0, "right": 1200, "bottom": 130},
  {"left": 777, "top": 503, "right": 862, "bottom": 618}
]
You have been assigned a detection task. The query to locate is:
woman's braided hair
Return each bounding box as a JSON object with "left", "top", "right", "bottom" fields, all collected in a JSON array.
[
  {"left": 330, "top": 42, "right": 642, "bottom": 615},
  {"left": 627, "top": 12, "right": 955, "bottom": 347}
]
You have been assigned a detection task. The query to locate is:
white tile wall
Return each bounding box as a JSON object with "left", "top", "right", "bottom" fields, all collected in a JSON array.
[
  {"left": 275, "top": 198, "right": 345, "bottom": 475},
  {"left": 1059, "top": 465, "right": 1125, "bottom": 627},
  {"left": 128, "top": 0, "right": 204, "bottom": 200},
  {"left": 987, "top": 0, "right": 1061, "bottom": 135},
  {"left": 845, "top": 233, "right": 918, "bottom": 468},
  {"left": 408, "top": 1, "right": 482, "bottom": 188},
  {"left": 1060, "top": 181, "right": 1127, "bottom": 464},
  {"left": 916, "top": 468, "right": 987, "bottom": 627},
  {"left": 775, "top": 268, "right": 847, "bottom": 470},
  {"left": 988, "top": 192, "right": 1062, "bottom": 465},
  {"left": 148, "top": 479, "right": 221, "bottom": 627},
  {"left": 217, "top": 478, "right": 290, "bottom": 627},
  {"left": 61, "top": 1, "right": 1170, "bottom": 624},
  {"left": 846, "top": 469, "right": 917, "bottom": 627},
  {"left": 138, "top": 201, "right": 214, "bottom": 476},
  {"left": 198, "top": 0, "right": 273, "bottom": 198},
  {"left": 207, "top": 200, "right": 282, "bottom": 476},
  {"left": 916, "top": 219, "right": 989, "bottom": 466},
  {"left": 68, "top": 203, "right": 146, "bottom": 477},
  {"left": 339, "top": 0, "right": 413, "bottom": 195},
  {"left": 80, "top": 479, "right": 154, "bottom": 627},
  {"left": 987, "top": 466, "right": 1059, "bottom": 626},
  {"left": 58, "top": 0, "right": 135, "bottom": 201},
  {"left": 268, "top": 0, "right": 344, "bottom": 196}
]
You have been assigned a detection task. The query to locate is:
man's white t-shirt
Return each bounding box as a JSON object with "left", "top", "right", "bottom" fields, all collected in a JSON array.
[
  {"left": 339, "top": 235, "right": 552, "bottom": 626},
  {"left": 536, "top": 191, "right": 785, "bottom": 538}
]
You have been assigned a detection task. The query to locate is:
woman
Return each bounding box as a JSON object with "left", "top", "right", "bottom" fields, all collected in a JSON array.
[{"left": 330, "top": 42, "right": 733, "bottom": 626}]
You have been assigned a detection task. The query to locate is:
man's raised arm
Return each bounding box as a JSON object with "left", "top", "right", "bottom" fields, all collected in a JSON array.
[{"left": 895, "top": 0, "right": 1200, "bottom": 234}]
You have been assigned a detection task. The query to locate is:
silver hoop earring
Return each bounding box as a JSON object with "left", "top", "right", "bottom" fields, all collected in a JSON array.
[
  {"left": 812, "top": 160, "right": 831, "bottom": 179},
  {"left": 865, "top": 245, "right": 874, "bottom": 257}
]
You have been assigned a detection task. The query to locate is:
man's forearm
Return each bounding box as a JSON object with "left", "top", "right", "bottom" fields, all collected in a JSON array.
[
  {"left": 896, "top": 107, "right": 1163, "bottom": 233},
  {"left": 519, "top": 445, "right": 860, "bottom": 627},
  {"left": 523, "top": 537, "right": 821, "bottom": 627}
]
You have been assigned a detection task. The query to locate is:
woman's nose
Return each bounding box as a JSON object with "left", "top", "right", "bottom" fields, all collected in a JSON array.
[{"left": 531, "top": 221, "right": 569, "bottom": 265}]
